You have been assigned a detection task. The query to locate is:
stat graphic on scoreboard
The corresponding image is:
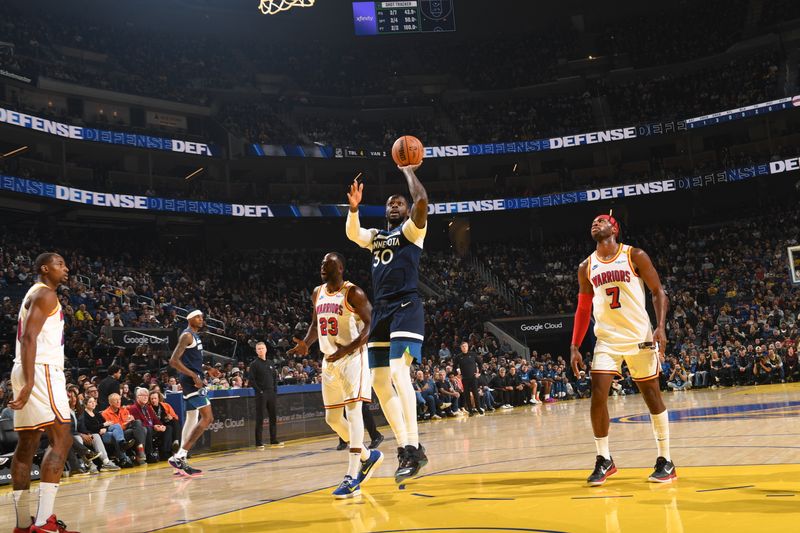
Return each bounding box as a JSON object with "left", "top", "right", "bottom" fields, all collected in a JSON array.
[{"left": 353, "top": 1, "right": 456, "bottom": 36}]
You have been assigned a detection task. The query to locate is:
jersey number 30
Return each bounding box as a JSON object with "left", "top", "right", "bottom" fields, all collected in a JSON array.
[
  {"left": 319, "top": 317, "right": 339, "bottom": 336},
  {"left": 605, "top": 287, "right": 622, "bottom": 309},
  {"left": 372, "top": 249, "right": 393, "bottom": 267}
]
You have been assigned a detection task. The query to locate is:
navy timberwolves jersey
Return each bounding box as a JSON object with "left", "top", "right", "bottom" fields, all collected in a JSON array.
[
  {"left": 369, "top": 218, "right": 426, "bottom": 301},
  {"left": 179, "top": 328, "right": 204, "bottom": 394}
]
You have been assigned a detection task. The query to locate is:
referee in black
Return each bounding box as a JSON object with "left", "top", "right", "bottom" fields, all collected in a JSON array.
[
  {"left": 249, "top": 342, "right": 282, "bottom": 447},
  {"left": 456, "top": 341, "right": 483, "bottom": 415}
]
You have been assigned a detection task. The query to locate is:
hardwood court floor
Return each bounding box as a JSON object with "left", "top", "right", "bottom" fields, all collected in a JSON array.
[{"left": 2, "top": 383, "right": 799, "bottom": 532}]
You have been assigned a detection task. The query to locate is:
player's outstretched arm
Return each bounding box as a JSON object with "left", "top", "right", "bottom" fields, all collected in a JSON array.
[
  {"left": 631, "top": 248, "right": 669, "bottom": 355},
  {"left": 169, "top": 332, "right": 204, "bottom": 389},
  {"left": 345, "top": 179, "right": 377, "bottom": 249},
  {"left": 569, "top": 259, "right": 593, "bottom": 377},
  {"left": 9, "top": 288, "right": 56, "bottom": 410},
  {"left": 289, "top": 287, "right": 320, "bottom": 356},
  {"left": 399, "top": 164, "right": 428, "bottom": 229}
]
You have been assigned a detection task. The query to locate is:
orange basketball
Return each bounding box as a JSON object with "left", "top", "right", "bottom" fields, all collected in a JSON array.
[{"left": 391, "top": 135, "right": 424, "bottom": 167}]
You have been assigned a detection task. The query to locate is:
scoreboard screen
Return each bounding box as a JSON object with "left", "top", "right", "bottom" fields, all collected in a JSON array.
[{"left": 353, "top": 1, "right": 456, "bottom": 36}]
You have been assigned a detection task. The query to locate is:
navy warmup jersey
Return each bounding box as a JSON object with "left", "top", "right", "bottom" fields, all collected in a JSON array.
[
  {"left": 179, "top": 328, "right": 204, "bottom": 395},
  {"left": 367, "top": 219, "right": 426, "bottom": 301}
]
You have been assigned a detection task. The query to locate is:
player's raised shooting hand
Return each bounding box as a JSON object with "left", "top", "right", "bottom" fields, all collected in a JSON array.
[
  {"left": 288, "top": 337, "right": 308, "bottom": 356},
  {"left": 570, "top": 345, "right": 585, "bottom": 377},
  {"left": 8, "top": 385, "right": 32, "bottom": 410},
  {"left": 347, "top": 180, "right": 363, "bottom": 212},
  {"left": 398, "top": 162, "right": 422, "bottom": 173}
]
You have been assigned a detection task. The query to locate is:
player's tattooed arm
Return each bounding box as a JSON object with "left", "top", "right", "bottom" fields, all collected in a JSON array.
[
  {"left": 169, "top": 332, "right": 204, "bottom": 389},
  {"left": 289, "top": 287, "right": 319, "bottom": 356},
  {"left": 326, "top": 285, "right": 373, "bottom": 363},
  {"left": 400, "top": 164, "right": 428, "bottom": 229},
  {"left": 631, "top": 247, "right": 669, "bottom": 355}
]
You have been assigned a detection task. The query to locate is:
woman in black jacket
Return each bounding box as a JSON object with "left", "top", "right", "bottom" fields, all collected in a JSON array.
[{"left": 83, "top": 396, "right": 130, "bottom": 468}]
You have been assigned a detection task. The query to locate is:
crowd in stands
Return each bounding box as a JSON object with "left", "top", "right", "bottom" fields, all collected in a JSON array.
[
  {"left": 597, "top": 0, "right": 747, "bottom": 68},
  {"left": 602, "top": 50, "right": 780, "bottom": 126},
  {"left": 0, "top": 2, "right": 793, "bottom": 154},
  {"left": 2, "top": 198, "right": 798, "bottom": 437}
]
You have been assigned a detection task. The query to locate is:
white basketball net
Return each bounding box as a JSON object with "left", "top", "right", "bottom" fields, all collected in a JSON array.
[{"left": 258, "top": 0, "right": 316, "bottom": 15}]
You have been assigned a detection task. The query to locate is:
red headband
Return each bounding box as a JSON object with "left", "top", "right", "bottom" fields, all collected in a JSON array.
[{"left": 596, "top": 214, "right": 620, "bottom": 237}]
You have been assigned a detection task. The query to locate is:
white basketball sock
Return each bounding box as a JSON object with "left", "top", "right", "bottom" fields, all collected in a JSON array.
[
  {"left": 347, "top": 451, "right": 362, "bottom": 479},
  {"left": 345, "top": 402, "right": 368, "bottom": 458},
  {"left": 372, "top": 367, "right": 408, "bottom": 447},
  {"left": 13, "top": 489, "right": 32, "bottom": 528},
  {"left": 390, "top": 355, "right": 419, "bottom": 448},
  {"left": 651, "top": 409, "right": 671, "bottom": 461},
  {"left": 35, "top": 483, "right": 59, "bottom": 526},
  {"left": 594, "top": 436, "right": 610, "bottom": 460}
]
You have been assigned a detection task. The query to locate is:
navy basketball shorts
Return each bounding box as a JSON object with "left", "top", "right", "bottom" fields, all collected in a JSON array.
[{"left": 368, "top": 295, "right": 424, "bottom": 368}]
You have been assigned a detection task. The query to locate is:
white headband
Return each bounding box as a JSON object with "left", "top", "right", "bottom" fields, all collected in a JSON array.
[{"left": 187, "top": 310, "right": 203, "bottom": 320}]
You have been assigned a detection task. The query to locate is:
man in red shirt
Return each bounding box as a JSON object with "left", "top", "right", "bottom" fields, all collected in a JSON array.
[{"left": 129, "top": 387, "right": 173, "bottom": 461}]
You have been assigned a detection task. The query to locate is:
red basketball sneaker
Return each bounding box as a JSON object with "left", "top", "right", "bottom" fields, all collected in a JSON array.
[{"left": 30, "top": 515, "right": 79, "bottom": 533}]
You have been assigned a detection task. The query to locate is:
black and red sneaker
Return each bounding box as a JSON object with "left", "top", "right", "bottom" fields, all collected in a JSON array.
[
  {"left": 587, "top": 455, "right": 617, "bottom": 486},
  {"left": 648, "top": 456, "right": 677, "bottom": 483},
  {"left": 30, "top": 515, "right": 79, "bottom": 533}
]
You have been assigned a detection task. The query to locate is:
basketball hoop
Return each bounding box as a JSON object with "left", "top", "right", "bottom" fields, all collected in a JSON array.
[{"left": 258, "top": 0, "right": 315, "bottom": 15}]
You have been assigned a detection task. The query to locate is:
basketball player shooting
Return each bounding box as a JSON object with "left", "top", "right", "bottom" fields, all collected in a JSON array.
[
  {"left": 570, "top": 214, "right": 676, "bottom": 486},
  {"left": 10, "top": 253, "right": 78, "bottom": 533},
  {"left": 345, "top": 160, "right": 429, "bottom": 484},
  {"left": 288, "top": 252, "right": 384, "bottom": 498},
  {"left": 168, "top": 310, "right": 217, "bottom": 477}
]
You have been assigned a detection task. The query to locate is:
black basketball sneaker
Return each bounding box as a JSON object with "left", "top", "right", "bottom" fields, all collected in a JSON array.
[
  {"left": 169, "top": 456, "right": 203, "bottom": 478},
  {"left": 394, "top": 444, "right": 428, "bottom": 484},
  {"left": 587, "top": 455, "right": 617, "bottom": 486},
  {"left": 648, "top": 457, "right": 677, "bottom": 483}
]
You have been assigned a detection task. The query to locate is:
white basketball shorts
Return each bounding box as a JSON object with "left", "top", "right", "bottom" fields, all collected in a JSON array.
[
  {"left": 11, "top": 363, "right": 70, "bottom": 430},
  {"left": 321, "top": 347, "right": 372, "bottom": 409},
  {"left": 591, "top": 343, "right": 661, "bottom": 381}
]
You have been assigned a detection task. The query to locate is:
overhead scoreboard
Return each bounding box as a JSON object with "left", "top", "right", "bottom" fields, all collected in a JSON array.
[{"left": 352, "top": 1, "right": 456, "bottom": 36}]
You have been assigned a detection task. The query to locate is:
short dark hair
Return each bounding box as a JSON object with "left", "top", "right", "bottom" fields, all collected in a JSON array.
[
  {"left": 33, "top": 252, "right": 60, "bottom": 275},
  {"left": 327, "top": 252, "right": 346, "bottom": 271},
  {"left": 108, "top": 365, "right": 122, "bottom": 376},
  {"left": 386, "top": 194, "right": 409, "bottom": 206}
]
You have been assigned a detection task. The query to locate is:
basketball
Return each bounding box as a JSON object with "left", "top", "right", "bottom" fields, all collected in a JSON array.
[{"left": 391, "top": 135, "right": 424, "bottom": 167}]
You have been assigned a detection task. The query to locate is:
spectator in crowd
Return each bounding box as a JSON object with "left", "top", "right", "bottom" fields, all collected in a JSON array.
[
  {"left": 490, "top": 367, "right": 513, "bottom": 409},
  {"left": 102, "top": 393, "right": 148, "bottom": 465},
  {"left": 435, "top": 370, "right": 460, "bottom": 417},
  {"left": 82, "top": 395, "right": 131, "bottom": 468},
  {"left": 129, "top": 387, "right": 173, "bottom": 461},
  {"left": 149, "top": 391, "right": 180, "bottom": 451},
  {"left": 120, "top": 383, "right": 134, "bottom": 406},
  {"left": 694, "top": 353, "right": 710, "bottom": 388},
  {"left": 667, "top": 359, "right": 691, "bottom": 391},
  {"left": 98, "top": 365, "right": 122, "bottom": 411}
]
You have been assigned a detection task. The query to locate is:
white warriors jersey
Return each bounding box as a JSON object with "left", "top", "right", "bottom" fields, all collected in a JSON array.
[
  {"left": 15, "top": 282, "right": 65, "bottom": 367},
  {"left": 314, "top": 282, "right": 364, "bottom": 356},
  {"left": 587, "top": 244, "right": 653, "bottom": 351}
]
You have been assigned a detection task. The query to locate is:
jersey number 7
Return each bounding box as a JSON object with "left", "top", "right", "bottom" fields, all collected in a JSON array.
[{"left": 605, "top": 287, "right": 622, "bottom": 309}]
